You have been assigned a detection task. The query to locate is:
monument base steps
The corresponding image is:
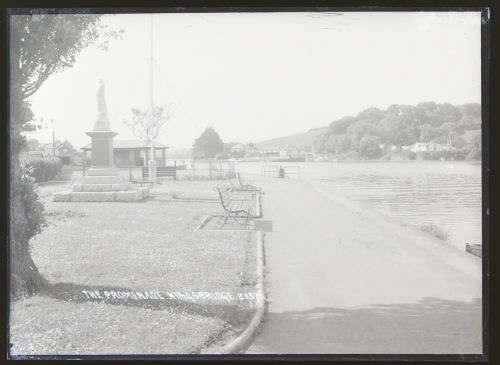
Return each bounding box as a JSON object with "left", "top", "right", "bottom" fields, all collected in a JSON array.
[
  {"left": 53, "top": 187, "right": 149, "bottom": 202},
  {"left": 72, "top": 182, "right": 133, "bottom": 192},
  {"left": 80, "top": 175, "right": 127, "bottom": 184}
]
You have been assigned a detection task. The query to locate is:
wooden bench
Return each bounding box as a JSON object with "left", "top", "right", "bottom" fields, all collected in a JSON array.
[
  {"left": 233, "top": 172, "right": 260, "bottom": 192},
  {"left": 142, "top": 166, "right": 176, "bottom": 181},
  {"left": 214, "top": 185, "right": 253, "bottom": 229},
  {"left": 218, "top": 182, "right": 255, "bottom": 200}
]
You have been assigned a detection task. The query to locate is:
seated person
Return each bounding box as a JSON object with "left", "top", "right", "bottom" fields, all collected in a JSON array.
[{"left": 278, "top": 166, "right": 285, "bottom": 178}]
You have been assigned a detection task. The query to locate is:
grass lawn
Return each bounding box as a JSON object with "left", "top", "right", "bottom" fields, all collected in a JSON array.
[
  {"left": 152, "top": 179, "right": 227, "bottom": 200},
  {"left": 10, "top": 180, "right": 258, "bottom": 355}
]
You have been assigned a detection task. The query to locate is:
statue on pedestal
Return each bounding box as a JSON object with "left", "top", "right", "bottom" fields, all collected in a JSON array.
[
  {"left": 53, "top": 79, "right": 150, "bottom": 202},
  {"left": 93, "top": 79, "right": 111, "bottom": 131}
]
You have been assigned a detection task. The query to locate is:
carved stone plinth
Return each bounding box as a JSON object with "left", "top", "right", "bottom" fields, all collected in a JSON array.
[{"left": 53, "top": 80, "right": 149, "bottom": 203}]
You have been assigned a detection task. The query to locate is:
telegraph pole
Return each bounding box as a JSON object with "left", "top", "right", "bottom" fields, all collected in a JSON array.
[
  {"left": 150, "top": 14, "right": 154, "bottom": 130},
  {"left": 148, "top": 14, "right": 157, "bottom": 184}
]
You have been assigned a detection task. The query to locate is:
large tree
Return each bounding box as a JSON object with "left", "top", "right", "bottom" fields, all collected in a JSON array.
[
  {"left": 9, "top": 12, "right": 120, "bottom": 298},
  {"left": 193, "top": 127, "right": 224, "bottom": 158}
]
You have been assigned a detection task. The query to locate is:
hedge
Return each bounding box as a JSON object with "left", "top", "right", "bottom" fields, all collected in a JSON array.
[{"left": 26, "top": 156, "right": 63, "bottom": 182}]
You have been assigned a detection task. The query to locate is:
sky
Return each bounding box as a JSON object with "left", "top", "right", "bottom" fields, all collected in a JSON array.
[{"left": 23, "top": 11, "right": 481, "bottom": 149}]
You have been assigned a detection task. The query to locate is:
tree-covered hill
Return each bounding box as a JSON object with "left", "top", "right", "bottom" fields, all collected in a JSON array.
[
  {"left": 316, "top": 102, "right": 481, "bottom": 160},
  {"left": 256, "top": 127, "right": 329, "bottom": 150}
]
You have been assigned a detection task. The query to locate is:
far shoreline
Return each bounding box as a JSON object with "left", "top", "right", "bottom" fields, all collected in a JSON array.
[{"left": 235, "top": 158, "right": 482, "bottom": 164}]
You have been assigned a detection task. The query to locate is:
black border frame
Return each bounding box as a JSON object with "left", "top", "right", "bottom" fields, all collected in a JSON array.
[{"left": 1, "top": 3, "right": 494, "bottom": 363}]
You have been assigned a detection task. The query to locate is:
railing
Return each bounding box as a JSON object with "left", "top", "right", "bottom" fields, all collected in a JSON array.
[
  {"left": 261, "top": 164, "right": 278, "bottom": 177},
  {"left": 100, "top": 159, "right": 237, "bottom": 181},
  {"left": 188, "top": 159, "right": 236, "bottom": 180},
  {"left": 261, "top": 164, "right": 301, "bottom": 178},
  {"left": 142, "top": 166, "right": 177, "bottom": 180}
]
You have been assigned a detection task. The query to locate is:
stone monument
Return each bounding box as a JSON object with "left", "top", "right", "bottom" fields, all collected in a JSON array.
[{"left": 54, "top": 80, "right": 149, "bottom": 202}]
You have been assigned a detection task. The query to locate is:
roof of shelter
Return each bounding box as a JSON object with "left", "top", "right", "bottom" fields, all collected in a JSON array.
[{"left": 81, "top": 140, "right": 169, "bottom": 150}]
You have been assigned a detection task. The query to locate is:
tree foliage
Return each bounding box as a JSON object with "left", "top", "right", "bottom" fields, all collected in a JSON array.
[
  {"left": 466, "top": 133, "right": 482, "bottom": 160},
  {"left": 317, "top": 102, "right": 481, "bottom": 159},
  {"left": 328, "top": 116, "right": 357, "bottom": 134},
  {"left": 11, "top": 13, "right": 122, "bottom": 100},
  {"left": 354, "top": 135, "right": 382, "bottom": 158},
  {"left": 193, "top": 127, "right": 224, "bottom": 159}
]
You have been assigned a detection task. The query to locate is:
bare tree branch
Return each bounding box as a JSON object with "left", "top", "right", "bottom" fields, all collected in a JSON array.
[{"left": 123, "top": 105, "right": 170, "bottom": 145}]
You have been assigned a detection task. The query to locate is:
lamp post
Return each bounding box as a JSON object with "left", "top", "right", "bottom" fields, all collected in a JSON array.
[{"left": 148, "top": 14, "right": 157, "bottom": 185}]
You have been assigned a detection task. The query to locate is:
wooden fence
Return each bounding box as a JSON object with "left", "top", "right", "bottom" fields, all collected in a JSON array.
[{"left": 465, "top": 243, "right": 482, "bottom": 258}]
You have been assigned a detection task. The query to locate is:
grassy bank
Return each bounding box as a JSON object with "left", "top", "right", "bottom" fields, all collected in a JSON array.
[
  {"left": 10, "top": 180, "right": 258, "bottom": 355},
  {"left": 419, "top": 223, "right": 449, "bottom": 242}
]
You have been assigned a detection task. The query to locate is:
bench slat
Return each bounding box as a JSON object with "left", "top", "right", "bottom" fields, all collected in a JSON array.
[
  {"left": 142, "top": 166, "right": 176, "bottom": 179},
  {"left": 215, "top": 186, "right": 252, "bottom": 213}
]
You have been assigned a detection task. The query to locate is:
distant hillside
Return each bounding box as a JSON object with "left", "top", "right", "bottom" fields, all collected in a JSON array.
[
  {"left": 315, "top": 102, "right": 481, "bottom": 158},
  {"left": 255, "top": 102, "right": 481, "bottom": 160},
  {"left": 256, "top": 127, "right": 328, "bottom": 150}
]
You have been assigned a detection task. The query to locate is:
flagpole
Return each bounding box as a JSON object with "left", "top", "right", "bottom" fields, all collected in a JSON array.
[{"left": 148, "top": 14, "right": 157, "bottom": 184}]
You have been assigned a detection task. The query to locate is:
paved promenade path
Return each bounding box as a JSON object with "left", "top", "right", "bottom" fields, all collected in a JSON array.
[{"left": 245, "top": 175, "right": 482, "bottom": 354}]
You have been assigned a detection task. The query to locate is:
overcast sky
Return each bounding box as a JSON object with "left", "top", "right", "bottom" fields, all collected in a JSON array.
[{"left": 25, "top": 11, "right": 481, "bottom": 149}]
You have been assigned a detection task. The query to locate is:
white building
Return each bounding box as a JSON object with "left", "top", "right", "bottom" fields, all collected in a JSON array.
[
  {"left": 407, "top": 142, "right": 453, "bottom": 153},
  {"left": 230, "top": 143, "right": 245, "bottom": 154}
]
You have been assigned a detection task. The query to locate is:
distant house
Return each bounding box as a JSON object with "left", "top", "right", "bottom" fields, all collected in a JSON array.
[
  {"left": 257, "top": 145, "right": 314, "bottom": 161},
  {"left": 228, "top": 143, "right": 259, "bottom": 157},
  {"left": 259, "top": 146, "right": 281, "bottom": 157},
  {"left": 28, "top": 150, "right": 44, "bottom": 158},
  {"left": 408, "top": 142, "right": 453, "bottom": 153},
  {"left": 42, "top": 140, "right": 75, "bottom": 157},
  {"left": 281, "top": 146, "right": 296, "bottom": 157},
  {"left": 230, "top": 143, "right": 245, "bottom": 154},
  {"left": 245, "top": 143, "right": 258, "bottom": 155},
  {"left": 81, "top": 139, "right": 169, "bottom": 167}
]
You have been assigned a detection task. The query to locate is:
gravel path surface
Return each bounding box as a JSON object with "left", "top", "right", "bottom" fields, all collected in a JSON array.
[{"left": 245, "top": 175, "right": 482, "bottom": 354}]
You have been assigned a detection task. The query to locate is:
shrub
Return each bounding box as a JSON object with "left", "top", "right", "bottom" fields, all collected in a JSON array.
[
  {"left": 26, "top": 156, "right": 63, "bottom": 182},
  {"left": 59, "top": 155, "right": 71, "bottom": 165}
]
